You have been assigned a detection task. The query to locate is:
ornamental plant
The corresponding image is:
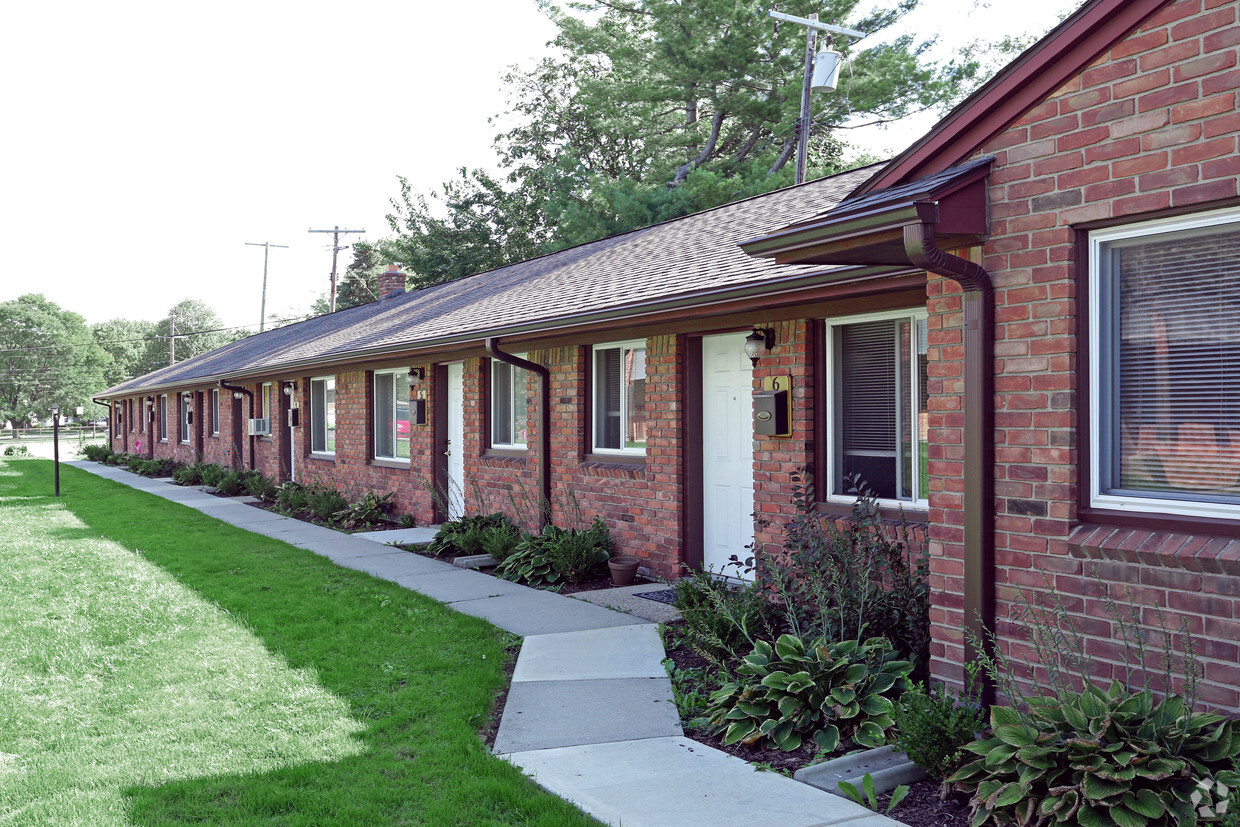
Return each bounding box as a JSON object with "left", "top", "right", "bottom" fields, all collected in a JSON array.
[{"left": 705, "top": 634, "right": 913, "bottom": 753}]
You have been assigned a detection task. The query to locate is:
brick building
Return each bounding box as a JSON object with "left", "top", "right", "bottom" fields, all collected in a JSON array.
[{"left": 100, "top": 0, "right": 1240, "bottom": 708}]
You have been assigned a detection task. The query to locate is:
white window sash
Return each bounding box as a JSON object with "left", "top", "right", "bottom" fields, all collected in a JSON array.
[{"left": 592, "top": 340, "right": 646, "bottom": 455}]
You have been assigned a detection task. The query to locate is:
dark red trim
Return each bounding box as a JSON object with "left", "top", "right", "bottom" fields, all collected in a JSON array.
[
  {"left": 860, "top": 0, "right": 1170, "bottom": 194},
  {"left": 683, "top": 335, "right": 704, "bottom": 572}
]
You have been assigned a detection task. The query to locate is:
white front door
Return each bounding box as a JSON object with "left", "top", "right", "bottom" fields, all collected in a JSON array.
[
  {"left": 701, "top": 333, "right": 755, "bottom": 575},
  {"left": 446, "top": 362, "right": 465, "bottom": 520}
]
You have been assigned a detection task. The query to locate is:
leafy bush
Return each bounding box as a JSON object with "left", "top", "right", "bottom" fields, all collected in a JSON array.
[
  {"left": 894, "top": 680, "right": 985, "bottom": 782},
  {"left": 425, "top": 513, "right": 513, "bottom": 557},
  {"left": 104, "top": 451, "right": 128, "bottom": 466},
  {"left": 171, "top": 464, "right": 204, "bottom": 486},
  {"left": 398, "top": 513, "right": 417, "bottom": 529},
  {"left": 481, "top": 522, "right": 521, "bottom": 562},
  {"left": 705, "top": 634, "right": 913, "bottom": 753},
  {"left": 198, "top": 463, "right": 226, "bottom": 488},
  {"left": 3, "top": 445, "right": 29, "bottom": 457},
  {"left": 215, "top": 471, "right": 245, "bottom": 497},
  {"left": 546, "top": 518, "right": 611, "bottom": 583},
  {"left": 952, "top": 685, "right": 1240, "bottom": 826},
  {"left": 305, "top": 483, "right": 348, "bottom": 523},
  {"left": 243, "top": 470, "right": 276, "bottom": 502},
  {"left": 82, "top": 444, "right": 112, "bottom": 462},
  {"left": 275, "top": 481, "right": 308, "bottom": 513},
  {"left": 670, "top": 567, "right": 778, "bottom": 667},
  {"left": 758, "top": 472, "right": 930, "bottom": 682},
  {"left": 126, "top": 455, "right": 145, "bottom": 473},
  {"left": 333, "top": 490, "right": 394, "bottom": 529},
  {"left": 494, "top": 528, "right": 560, "bottom": 587}
]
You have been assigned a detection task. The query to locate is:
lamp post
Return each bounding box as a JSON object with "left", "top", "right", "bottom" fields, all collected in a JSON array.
[{"left": 50, "top": 405, "right": 60, "bottom": 497}]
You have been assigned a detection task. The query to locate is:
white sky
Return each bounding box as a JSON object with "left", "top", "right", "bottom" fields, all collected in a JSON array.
[{"left": 2, "top": 0, "right": 1076, "bottom": 334}]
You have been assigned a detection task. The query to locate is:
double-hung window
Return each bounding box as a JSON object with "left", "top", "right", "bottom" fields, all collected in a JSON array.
[
  {"left": 374, "top": 369, "right": 410, "bottom": 461},
  {"left": 491, "top": 358, "right": 528, "bottom": 449},
  {"left": 593, "top": 340, "right": 647, "bottom": 454},
  {"left": 826, "top": 311, "right": 929, "bottom": 505},
  {"left": 210, "top": 389, "right": 219, "bottom": 435},
  {"left": 310, "top": 376, "right": 336, "bottom": 455},
  {"left": 158, "top": 395, "right": 168, "bottom": 441},
  {"left": 179, "top": 394, "right": 191, "bottom": 443},
  {"left": 1089, "top": 207, "right": 1240, "bottom": 519},
  {"left": 261, "top": 383, "right": 272, "bottom": 422}
]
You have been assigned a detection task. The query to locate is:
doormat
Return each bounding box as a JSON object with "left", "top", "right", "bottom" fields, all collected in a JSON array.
[{"left": 636, "top": 589, "right": 676, "bottom": 604}]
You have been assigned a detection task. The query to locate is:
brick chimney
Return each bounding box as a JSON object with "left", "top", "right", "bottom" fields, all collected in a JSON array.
[{"left": 377, "top": 264, "right": 406, "bottom": 298}]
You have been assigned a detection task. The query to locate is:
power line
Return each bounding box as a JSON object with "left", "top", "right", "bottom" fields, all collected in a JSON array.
[{"left": 308, "top": 226, "right": 365, "bottom": 314}]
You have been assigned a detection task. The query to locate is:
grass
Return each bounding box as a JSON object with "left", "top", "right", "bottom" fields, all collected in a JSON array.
[{"left": 0, "top": 459, "right": 595, "bottom": 826}]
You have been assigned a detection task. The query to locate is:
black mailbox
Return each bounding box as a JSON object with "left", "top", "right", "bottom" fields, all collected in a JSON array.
[
  {"left": 753, "top": 389, "right": 789, "bottom": 436},
  {"left": 287, "top": 408, "right": 300, "bottom": 428},
  {"left": 411, "top": 398, "right": 428, "bottom": 425}
]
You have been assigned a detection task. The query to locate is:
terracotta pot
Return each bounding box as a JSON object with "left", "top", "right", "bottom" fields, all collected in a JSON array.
[{"left": 608, "top": 556, "right": 639, "bottom": 586}]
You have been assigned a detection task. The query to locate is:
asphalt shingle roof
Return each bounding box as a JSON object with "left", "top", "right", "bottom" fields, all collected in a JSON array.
[{"left": 103, "top": 164, "right": 880, "bottom": 398}]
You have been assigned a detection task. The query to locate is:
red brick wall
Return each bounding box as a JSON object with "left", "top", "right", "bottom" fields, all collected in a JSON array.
[{"left": 929, "top": 0, "right": 1240, "bottom": 708}]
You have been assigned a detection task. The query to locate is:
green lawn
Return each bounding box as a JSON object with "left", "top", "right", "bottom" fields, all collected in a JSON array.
[{"left": 0, "top": 459, "right": 594, "bottom": 826}]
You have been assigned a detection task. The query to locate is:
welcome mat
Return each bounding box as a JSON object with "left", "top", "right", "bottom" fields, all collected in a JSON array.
[{"left": 635, "top": 589, "right": 676, "bottom": 604}]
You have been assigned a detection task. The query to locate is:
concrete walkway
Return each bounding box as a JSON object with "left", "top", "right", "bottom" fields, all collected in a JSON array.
[{"left": 68, "top": 461, "right": 900, "bottom": 827}]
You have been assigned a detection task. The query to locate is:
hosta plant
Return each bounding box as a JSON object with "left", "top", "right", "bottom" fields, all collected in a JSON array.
[
  {"left": 951, "top": 682, "right": 1240, "bottom": 826},
  {"left": 705, "top": 634, "right": 913, "bottom": 753}
]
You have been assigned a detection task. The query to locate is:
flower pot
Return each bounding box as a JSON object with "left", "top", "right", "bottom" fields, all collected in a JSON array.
[{"left": 608, "top": 556, "right": 639, "bottom": 586}]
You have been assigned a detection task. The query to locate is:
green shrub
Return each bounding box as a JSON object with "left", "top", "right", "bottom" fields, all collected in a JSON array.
[
  {"left": 198, "top": 463, "right": 226, "bottom": 488},
  {"left": 333, "top": 490, "right": 394, "bottom": 529},
  {"left": 481, "top": 522, "right": 521, "bottom": 562},
  {"left": 306, "top": 484, "right": 348, "bottom": 523},
  {"left": 894, "top": 680, "right": 985, "bottom": 782},
  {"left": 104, "top": 451, "right": 128, "bottom": 466},
  {"left": 494, "top": 528, "right": 560, "bottom": 587},
  {"left": 759, "top": 472, "right": 930, "bottom": 682},
  {"left": 171, "top": 464, "right": 203, "bottom": 486},
  {"left": 952, "top": 685, "right": 1240, "bottom": 826},
  {"left": 398, "top": 513, "right": 417, "bottom": 529},
  {"left": 705, "top": 634, "right": 913, "bottom": 753},
  {"left": 3, "top": 445, "right": 29, "bottom": 457},
  {"left": 215, "top": 471, "right": 245, "bottom": 497},
  {"left": 670, "top": 567, "right": 778, "bottom": 667},
  {"left": 425, "top": 513, "right": 513, "bottom": 557},
  {"left": 546, "top": 518, "right": 611, "bottom": 584},
  {"left": 126, "top": 455, "right": 144, "bottom": 473},
  {"left": 82, "top": 444, "right": 112, "bottom": 462},
  {"left": 242, "top": 470, "right": 276, "bottom": 502},
  {"left": 275, "top": 481, "right": 308, "bottom": 513}
]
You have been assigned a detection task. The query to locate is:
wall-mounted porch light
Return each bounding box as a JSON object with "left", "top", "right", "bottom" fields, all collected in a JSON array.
[
  {"left": 406, "top": 367, "right": 425, "bottom": 388},
  {"left": 282, "top": 381, "right": 297, "bottom": 396},
  {"left": 233, "top": 391, "right": 244, "bottom": 400},
  {"left": 744, "top": 327, "right": 777, "bottom": 367}
]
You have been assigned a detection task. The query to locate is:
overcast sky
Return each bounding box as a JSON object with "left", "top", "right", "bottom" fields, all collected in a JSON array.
[{"left": 3, "top": 0, "right": 1075, "bottom": 334}]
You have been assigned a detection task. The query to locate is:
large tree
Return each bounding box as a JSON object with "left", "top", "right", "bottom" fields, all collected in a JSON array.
[
  {"left": 92, "top": 318, "right": 157, "bottom": 388},
  {"left": 0, "top": 294, "right": 108, "bottom": 429},
  {"left": 381, "top": 0, "right": 980, "bottom": 285},
  {"left": 142, "top": 299, "right": 234, "bottom": 369}
]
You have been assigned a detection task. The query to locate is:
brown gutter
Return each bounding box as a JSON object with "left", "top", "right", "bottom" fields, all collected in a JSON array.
[
  {"left": 485, "top": 339, "right": 551, "bottom": 530},
  {"left": 903, "top": 219, "right": 995, "bottom": 707},
  {"left": 218, "top": 379, "right": 254, "bottom": 470}
]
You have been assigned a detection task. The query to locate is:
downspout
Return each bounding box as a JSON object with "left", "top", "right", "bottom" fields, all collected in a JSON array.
[
  {"left": 904, "top": 215, "right": 996, "bottom": 707},
  {"left": 485, "top": 338, "right": 551, "bottom": 531},
  {"left": 218, "top": 379, "right": 254, "bottom": 470}
]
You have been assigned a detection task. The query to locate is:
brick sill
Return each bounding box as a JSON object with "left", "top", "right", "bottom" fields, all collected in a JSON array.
[{"left": 1069, "top": 515, "right": 1240, "bottom": 575}]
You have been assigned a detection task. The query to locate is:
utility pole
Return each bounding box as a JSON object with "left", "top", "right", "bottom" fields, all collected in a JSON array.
[
  {"left": 245, "top": 241, "right": 288, "bottom": 332},
  {"left": 308, "top": 226, "right": 365, "bottom": 313},
  {"left": 169, "top": 316, "right": 175, "bottom": 366},
  {"left": 768, "top": 10, "right": 865, "bottom": 184}
]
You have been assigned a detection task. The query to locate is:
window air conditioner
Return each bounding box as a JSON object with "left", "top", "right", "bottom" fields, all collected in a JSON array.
[{"left": 247, "top": 418, "right": 271, "bottom": 436}]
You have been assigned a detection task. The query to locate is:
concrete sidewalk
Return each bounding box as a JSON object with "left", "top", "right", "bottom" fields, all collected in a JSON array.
[{"left": 68, "top": 461, "right": 900, "bottom": 827}]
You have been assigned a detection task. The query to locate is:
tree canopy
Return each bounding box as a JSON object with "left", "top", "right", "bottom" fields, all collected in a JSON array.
[
  {"left": 0, "top": 294, "right": 109, "bottom": 428},
  {"left": 376, "top": 0, "right": 980, "bottom": 292},
  {"left": 141, "top": 299, "right": 237, "bottom": 370},
  {"left": 92, "top": 318, "right": 157, "bottom": 388}
]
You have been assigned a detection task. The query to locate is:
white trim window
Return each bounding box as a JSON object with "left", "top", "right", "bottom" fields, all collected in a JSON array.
[
  {"left": 1089, "top": 207, "right": 1240, "bottom": 519},
  {"left": 826, "top": 310, "right": 929, "bottom": 506},
  {"left": 179, "top": 393, "right": 192, "bottom": 444},
  {"left": 491, "top": 358, "right": 528, "bottom": 449},
  {"left": 593, "top": 340, "right": 647, "bottom": 454},
  {"left": 310, "top": 376, "right": 336, "bottom": 455},
  {"left": 261, "top": 383, "right": 272, "bottom": 422},
  {"left": 210, "top": 389, "right": 219, "bottom": 435},
  {"left": 158, "top": 394, "right": 168, "bottom": 441},
  {"left": 374, "top": 369, "right": 410, "bottom": 461}
]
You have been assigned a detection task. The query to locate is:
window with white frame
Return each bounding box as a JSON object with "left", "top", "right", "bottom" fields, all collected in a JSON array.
[
  {"left": 261, "top": 383, "right": 272, "bottom": 422},
  {"left": 158, "top": 395, "right": 168, "bottom": 441},
  {"left": 210, "top": 389, "right": 219, "bottom": 435},
  {"left": 491, "top": 358, "right": 528, "bottom": 449},
  {"left": 179, "top": 394, "right": 191, "bottom": 443},
  {"left": 374, "top": 370, "right": 410, "bottom": 461},
  {"left": 826, "top": 311, "right": 929, "bottom": 505},
  {"left": 310, "top": 376, "right": 336, "bottom": 455},
  {"left": 1090, "top": 207, "right": 1240, "bottom": 519},
  {"left": 593, "top": 340, "right": 647, "bottom": 454}
]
